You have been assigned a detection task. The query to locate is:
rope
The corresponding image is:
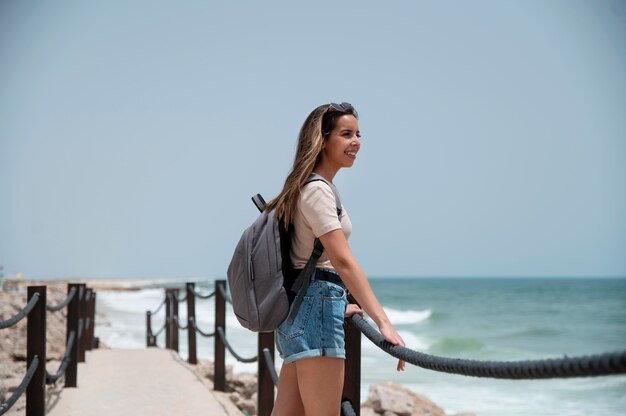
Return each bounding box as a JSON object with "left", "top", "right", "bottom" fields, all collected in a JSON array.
[
  {"left": 218, "top": 285, "right": 232, "bottom": 304},
  {"left": 150, "top": 298, "right": 166, "bottom": 315},
  {"left": 0, "top": 356, "right": 39, "bottom": 415},
  {"left": 175, "top": 317, "right": 188, "bottom": 330},
  {"left": 193, "top": 289, "right": 216, "bottom": 299},
  {"left": 0, "top": 293, "right": 40, "bottom": 329},
  {"left": 217, "top": 327, "right": 257, "bottom": 363},
  {"left": 190, "top": 317, "right": 214, "bottom": 338},
  {"left": 341, "top": 400, "right": 357, "bottom": 416},
  {"left": 152, "top": 322, "right": 166, "bottom": 338},
  {"left": 46, "top": 287, "right": 77, "bottom": 312},
  {"left": 46, "top": 330, "right": 76, "bottom": 384},
  {"left": 262, "top": 347, "right": 279, "bottom": 386},
  {"left": 349, "top": 314, "right": 626, "bottom": 379},
  {"left": 177, "top": 293, "right": 187, "bottom": 303}
]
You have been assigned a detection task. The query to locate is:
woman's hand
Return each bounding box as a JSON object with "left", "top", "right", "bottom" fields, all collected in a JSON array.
[
  {"left": 344, "top": 303, "right": 364, "bottom": 318},
  {"left": 378, "top": 322, "right": 406, "bottom": 371}
]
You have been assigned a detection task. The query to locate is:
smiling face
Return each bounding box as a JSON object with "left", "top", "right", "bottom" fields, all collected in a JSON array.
[{"left": 318, "top": 114, "right": 361, "bottom": 174}]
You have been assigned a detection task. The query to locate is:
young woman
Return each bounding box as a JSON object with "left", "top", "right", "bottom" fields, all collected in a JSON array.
[{"left": 267, "top": 102, "right": 405, "bottom": 416}]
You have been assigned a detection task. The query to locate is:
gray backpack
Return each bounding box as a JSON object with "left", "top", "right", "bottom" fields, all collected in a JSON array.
[{"left": 227, "top": 173, "right": 342, "bottom": 332}]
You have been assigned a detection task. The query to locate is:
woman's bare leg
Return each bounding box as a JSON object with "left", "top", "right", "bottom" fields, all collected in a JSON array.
[
  {"left": 272, "top": 361, "right": 304, "bottom": 416},
  {"left": 296, "top": 357, "right": 344, "bottom": 416}
]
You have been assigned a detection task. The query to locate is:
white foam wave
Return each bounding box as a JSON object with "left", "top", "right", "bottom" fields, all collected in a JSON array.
[{"left": 383, "top": 307, "right": 432, "bottom": 324}]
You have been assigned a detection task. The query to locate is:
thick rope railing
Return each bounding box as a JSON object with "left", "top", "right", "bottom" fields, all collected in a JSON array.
[
  {"left": 192, "top": 288, "right": 215, "bottom": 299},
  {"left": 152, "top": 322, "right": 167, "bottom": 338},
  {"left": 46, "top": 330, "right": 76, "bottom": 384},
  {"left": 341, "top": 400, "right": 357, "bottom": 416},
  {"left": 0, "top": 356, "right": 40, "bottom": 416},
  {"left": 217, "top": 327, "right": 257, "bottom": 363},
  {"left": 0, "top": 293, "right": 40, "bottom": 329},
  {"left": 150, "top": 298, "right": 166, "bottom": 315},
  {"left": 190, "top": 317, "right": 214, "bottom": 337},
  {"left": 217, "top": 284, "right": 232, "bottom": 304},
  {"left": 46, "top": 287, "right": 77, "bottom": 312},
  {"left": 175, "top": 316, "right": 188, "bottom": 330},
  {"left": 350, "top": 314, "right": 626, "bottom": 379},
  {"left": 262, "top": 347, "right": 279, "bottom": 386},
  {"left": 177, "top": 293, "right": 187, "bottom": 303}
]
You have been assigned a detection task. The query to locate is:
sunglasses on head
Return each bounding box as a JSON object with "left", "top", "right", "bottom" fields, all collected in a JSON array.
[{"left": 327, "top": 102, "right": 358, "bottom": 119}]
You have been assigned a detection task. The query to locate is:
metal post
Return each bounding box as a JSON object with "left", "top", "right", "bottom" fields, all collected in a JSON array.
[
  {"left": 186, "top": 283, "right": 197, "bottom": 364},
  {"left": 65, "top": 283, "right": 80, "bottom": 387},
  {"left": 165, "top": 290, "right": 171, "bottom": 349},
  {"left": 172, "top": 289, "right": 179, "bottom": 353},
  {"left": 257, "top": 332, "right": 275, "bottom": 416},
  {"left": 342, "top": 294, "right": 361, "bottom": 415},
  {"left": 146, "top": 311, "right": 153, "bottom": 347},
  {"left": 26, "top": 286, "right": 46, "bottom": 416},
  {"left": 78, "top": 284, "right": 87, "bottom": 363},
  {"left": 214, "top": 279, "right": 226, "bottom": 391}
]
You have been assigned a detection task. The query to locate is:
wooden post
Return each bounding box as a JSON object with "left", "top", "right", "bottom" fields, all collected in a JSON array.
[
  {"left": 165, "top": 290, "right": 171, "bottom": 349},
  {"left": 85, "top": 288, "right": 93, "bottom": 352},
  {"left": 342, "top": 294, "right": 361, "bottom": 415},
  {"left": 78, "top": 284, "right": 87, "bottom": 363},
  {"left": 26, "top": 286, "right": 46, "bottom": 416},
  {"left": 257, "top": 332, "right": 275, "bottom": 416},
  {"left": 88, "top": 290, "right": 96, "bottom": 350},
  {"left": 172, "top": 289, "right": 179, "bottom": 353},
  {"left": 186, "top": 283, "right": 197, "bottom": 364},
  {"left": 65, "top": 283, "right": 80, "bottom": 387},
  {"left": 214, "top": 280, "right": 226, "bottom": 391},
  {"left": 146, "top": 311, "right": 153, "bottom": 347}
]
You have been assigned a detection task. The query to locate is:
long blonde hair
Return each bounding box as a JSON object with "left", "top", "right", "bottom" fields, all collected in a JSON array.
[{"left": 265, "top": 103, "right": 357, "bottom": 228}]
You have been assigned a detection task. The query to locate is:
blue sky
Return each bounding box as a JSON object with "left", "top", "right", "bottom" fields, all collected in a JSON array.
[{"left": 1, "top": 1, "right": 624, "bottom": 279}]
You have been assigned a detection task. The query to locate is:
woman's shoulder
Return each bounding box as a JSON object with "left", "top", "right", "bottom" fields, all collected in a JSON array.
[{"left": 300, "top": 180, "right": 335, "bottom": 201}]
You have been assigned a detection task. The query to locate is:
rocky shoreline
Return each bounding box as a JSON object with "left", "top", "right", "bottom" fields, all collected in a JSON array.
[{"left": 1, "top": 282, "right": 475, "bottom": 415}]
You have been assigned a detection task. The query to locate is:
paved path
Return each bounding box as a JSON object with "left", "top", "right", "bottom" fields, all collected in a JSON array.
[{"left": 47, "top": 348, "right": 241, "bottom": 416}]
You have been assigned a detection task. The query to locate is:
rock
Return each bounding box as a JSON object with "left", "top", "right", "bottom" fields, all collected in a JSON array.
[
  {"left": 360, "top": 407, "right": 379, "bottom": 416},
  {"left": 363, "top": 382, "right": 446, "bottom": 416}
]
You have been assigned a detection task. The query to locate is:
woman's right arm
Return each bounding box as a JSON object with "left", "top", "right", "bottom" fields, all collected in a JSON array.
[{"left": 319, "top": 228, "right": 406, "bottom": 371}]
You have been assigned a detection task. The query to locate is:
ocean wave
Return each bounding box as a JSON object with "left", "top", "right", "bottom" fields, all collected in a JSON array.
[{"left": 384, "top": 307, "right": 432, "bottom": 324}]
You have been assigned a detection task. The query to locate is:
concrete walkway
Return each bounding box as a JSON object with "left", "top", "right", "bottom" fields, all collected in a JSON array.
[{"left": 47, "top": 348, "right": 242, "bottom": 416}]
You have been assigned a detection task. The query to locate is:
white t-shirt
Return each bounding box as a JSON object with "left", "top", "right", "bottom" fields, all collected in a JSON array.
[{"left": 290, "top": 181, "right": 352, "bottom": 270}]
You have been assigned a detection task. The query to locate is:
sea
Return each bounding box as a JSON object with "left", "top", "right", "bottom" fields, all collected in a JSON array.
[{"left": 94, "top": 277, "right": 626, "bottom": 416}]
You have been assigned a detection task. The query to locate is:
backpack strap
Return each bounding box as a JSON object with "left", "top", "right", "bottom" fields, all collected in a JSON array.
[{"left": 286, "top": 173, "right": 342, "bottom": 325}]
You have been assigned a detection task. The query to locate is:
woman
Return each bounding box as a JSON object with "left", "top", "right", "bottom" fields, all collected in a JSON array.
[{"left": 267, "top": 102, "right": 405, "bottom": 416}]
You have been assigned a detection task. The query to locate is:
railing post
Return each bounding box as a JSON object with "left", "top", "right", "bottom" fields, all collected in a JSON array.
[
  {"left": 26, "top": 285, "right": 46, "bottom": 416},
  {"left": 187, "top": 283, "right": 197, "bottom": 364},
  {"left": 172, "top": 288, "right": 179, "bottom": 353},
  {"left": 85, "top": 288, "right": 93, "bottom": 352},
  {"left": 343, "top": 294, "right": 361, "bottom": 416},
  {"left": 257, "top": 332, "right": 275, "bottom": 416},
  {"left": 146, "top": 311, "right": 153, "bottom": 347},
  {"left": 88, "top": 289, "right": 96, "bottom": 350},
  {"left": 214, "top": 279, "right": 226, "bottom": 391},
  {"left": 78, "top": 284, "right": 87, "bottom": 363},
  {"left": 165, "top": 290, "right": 171, "bottom": 349},
  {"left": 65, "top": 283, "right": 80, "bottom": 387}
]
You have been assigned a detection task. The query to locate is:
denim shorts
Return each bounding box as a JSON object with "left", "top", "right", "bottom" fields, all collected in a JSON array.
[{"left": 276, "top": 279, "right": 348, "bottom": 363}]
